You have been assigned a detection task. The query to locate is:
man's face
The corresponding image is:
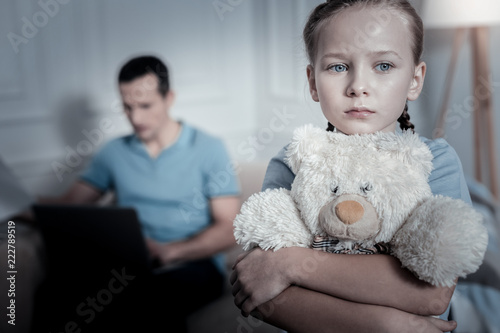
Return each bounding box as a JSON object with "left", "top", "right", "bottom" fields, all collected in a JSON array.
[{"left": 119, "top": 73, "right": 173, "bottom": 142}]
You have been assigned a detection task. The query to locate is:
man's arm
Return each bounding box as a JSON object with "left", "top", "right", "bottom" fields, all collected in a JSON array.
[
  {"left": 38, "top": 181, "right": 103, "bottom": 204},
  {"left": 148, "top": 195, "right": 240, "bottom": 265},
  {"left": 14, "top": 181, "right": 103, "bottom": 222}
]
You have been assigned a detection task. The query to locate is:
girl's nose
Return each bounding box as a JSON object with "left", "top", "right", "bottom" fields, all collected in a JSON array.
[{"left": 346, "top": 72, "right": 369, "bottom": 97}]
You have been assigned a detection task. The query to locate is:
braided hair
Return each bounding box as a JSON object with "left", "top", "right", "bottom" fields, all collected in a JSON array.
[{"left": 398, "top": 101, "right": 415, "bottom": 132}]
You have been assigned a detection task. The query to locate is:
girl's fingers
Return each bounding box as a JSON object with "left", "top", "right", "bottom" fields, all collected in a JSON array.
[
  {"left": 233, "top": 289, "right": 247, "bottom": 310},
  {"left": 232, "top": 248, "right": 253, "bottom": 269},
  {"left": 231, "top": 278, "right": 241, "bottom": 297},
  {"left": 240, "top": 297, "right": 256, "bottom": 317},
  {"left": 427, "top": 317, "right": 457, "bottom": 332},
  {"left": 229, "top": 269, "right": 238, "bottom": 285},
  {"left": 410, "top": 316, "right": 457, "bottom": 333},
  {"left": 232, "top": 283, "right": 251, "bottom": 315},
  {"left": 231, "top": 278, "right": 255, "bottom": 316}
]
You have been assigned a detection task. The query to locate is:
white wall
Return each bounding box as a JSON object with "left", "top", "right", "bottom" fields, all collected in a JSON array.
[
  {"left": 419, "top": 26, "right": 500, "bottom": 196},
  {"left": 1, "top": 0, "right": 258, "bottom": 196},
  {"left": 1, "top": 0, "right": 499, "bottom": 198}
]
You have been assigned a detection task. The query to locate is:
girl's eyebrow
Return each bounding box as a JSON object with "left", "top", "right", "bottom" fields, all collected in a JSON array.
[
  {"left": 320, "top": 50, "right": 403, "bottom": 61},
  {"left": 320, "top": 52, "right": 349, "bottom": 61},
  {"left": 370, "top": 50, "right": 403, "bottom": 60}
]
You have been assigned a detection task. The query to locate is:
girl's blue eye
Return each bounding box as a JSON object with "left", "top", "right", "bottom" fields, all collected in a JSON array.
[
  {"left": 331, "top": 64, "right": 347, "bottom": 72},
  {"left": 376, "top": 63, "right": 392, "bottom": 72}
]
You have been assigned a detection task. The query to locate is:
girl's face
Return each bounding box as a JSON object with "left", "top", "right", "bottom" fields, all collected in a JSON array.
[{"left": 307, "top": 6, "right": 426, "bottom": 134}]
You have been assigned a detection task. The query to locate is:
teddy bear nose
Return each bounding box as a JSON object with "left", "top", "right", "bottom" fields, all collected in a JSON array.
[{"left": 335, "top": 200, "right": 364, "bottom": 225}]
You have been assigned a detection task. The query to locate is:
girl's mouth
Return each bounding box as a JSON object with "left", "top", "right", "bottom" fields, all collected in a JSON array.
[{"left": 345, "top": 108, "right": 375, "bottom": 118}]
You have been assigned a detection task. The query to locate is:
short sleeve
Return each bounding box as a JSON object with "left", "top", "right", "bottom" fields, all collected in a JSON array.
[
  {"left": 262, "top": 145, "right": 295, "bottom": 191},
  {"left": 80, "top": 146, "right": 113, "bottom": 192},
  {"left": 425, "top": 138, "right": 472, "bottom": 204},
  {"left": 203, "top": 140, "right": 240, "bottom": 198}
]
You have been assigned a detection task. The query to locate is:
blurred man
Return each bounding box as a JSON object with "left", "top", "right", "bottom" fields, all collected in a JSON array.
[{"left": 44, "top": 55, "right": 240, "bottom": 331}]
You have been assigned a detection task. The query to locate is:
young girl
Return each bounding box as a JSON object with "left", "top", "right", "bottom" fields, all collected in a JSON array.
[{"left": 231, "top": 1, "right": 471, "bottom": 332}]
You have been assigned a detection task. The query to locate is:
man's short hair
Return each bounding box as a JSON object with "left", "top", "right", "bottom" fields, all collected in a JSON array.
[{"left": 118, "top": 56, "right": 170, "bottom": 97}]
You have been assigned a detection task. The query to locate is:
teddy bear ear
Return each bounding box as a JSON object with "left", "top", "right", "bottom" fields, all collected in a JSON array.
[
  {"left": 285, "top": 124, "right": 330, "bottom": 174},
  {"left": 379, "top": 131, "right": 434, "bottom": 177}
]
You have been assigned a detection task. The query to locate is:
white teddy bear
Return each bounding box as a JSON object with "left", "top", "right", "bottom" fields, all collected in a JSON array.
[{"left": 233, "top": 124, "right": 488, "bottom": 287}]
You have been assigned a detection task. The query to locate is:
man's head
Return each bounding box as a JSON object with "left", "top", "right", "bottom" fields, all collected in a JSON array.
[
  {"left": 118, "top": 56, "right": 170, "bottom": 97},
  {"left": 118, "top": 56, "right": 175, "bottom": 143}
]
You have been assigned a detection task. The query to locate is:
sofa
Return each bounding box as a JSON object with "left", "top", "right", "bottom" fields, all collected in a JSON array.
[{"left": 0, "top": 161, "right": 283, "bottom": 333}]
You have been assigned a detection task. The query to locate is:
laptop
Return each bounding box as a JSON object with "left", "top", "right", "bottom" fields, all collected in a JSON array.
[
  {"left": 32, "top": 204, "right": 156, "bottom": 275},
  {"left": 32, "top": 205, "right": 158, "bottom": 330},
  {"left": 0, "top": 156, "right": 169, "bottom": 274}
]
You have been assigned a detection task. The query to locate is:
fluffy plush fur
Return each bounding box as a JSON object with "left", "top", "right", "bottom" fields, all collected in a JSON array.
[{"left": 233, "top": 124, "right": 488, "bottom": 287}]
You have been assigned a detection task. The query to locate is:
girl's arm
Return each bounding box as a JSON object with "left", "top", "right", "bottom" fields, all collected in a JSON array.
[
  {"left": 231, "top": 140, "right": 464, "bottom": 329},
  {"left": 255, "top": 286, "right": 457, "bottom": 333},
  {"left": 232, "top": 247, "right": 454, "bottom": 316}
]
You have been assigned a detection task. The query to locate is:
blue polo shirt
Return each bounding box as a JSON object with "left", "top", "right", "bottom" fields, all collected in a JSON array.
[{"left": 81, "top": 123, "right": 240, "bottom": 271}]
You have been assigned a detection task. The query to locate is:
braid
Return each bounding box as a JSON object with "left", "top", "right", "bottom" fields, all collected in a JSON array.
[{"left": 398, "top": 101, "right": 415, "bottom": 132}]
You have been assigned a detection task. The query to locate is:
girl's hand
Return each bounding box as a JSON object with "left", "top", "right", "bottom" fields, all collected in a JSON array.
[
  {"left": 419, "top": 316, "right": 457, "bottom": 333},
  {"left": 388, "top": 313, "right": 457, "bottom": 333},
  {"left": 230, "top": 247, "right": 293, "bottom": 316}
]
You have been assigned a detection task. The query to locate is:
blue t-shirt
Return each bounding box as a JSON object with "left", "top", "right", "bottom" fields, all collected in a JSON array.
[
  {"left": 262, "top": 135, "right": 471, "bottom": 324},
  {"left": 81, "top": 123, "right": 240, "bottom": 272}
]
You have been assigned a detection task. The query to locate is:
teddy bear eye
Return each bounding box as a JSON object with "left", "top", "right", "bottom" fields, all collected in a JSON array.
[
  {"left": 361, "top": 183, "right": 373, "bottom": 194},
  {"left": 330, "top": 185, "right": 339, "bottom": 194}
]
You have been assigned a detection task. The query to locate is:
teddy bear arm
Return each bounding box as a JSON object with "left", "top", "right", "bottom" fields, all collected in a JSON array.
[
  {"left": 391, "top": 195, "right": 488, "bottom": 287},
  {"left": 233, "top": 188, "right": 313, "bottom": 251}
]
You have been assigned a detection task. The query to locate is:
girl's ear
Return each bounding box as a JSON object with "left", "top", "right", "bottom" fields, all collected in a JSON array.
[
  {"left": 307, "top": 65, "right": 320, "bottom": 102},
  {"left": 407, "top": 61, "right": 426, "bottom": 101}
]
